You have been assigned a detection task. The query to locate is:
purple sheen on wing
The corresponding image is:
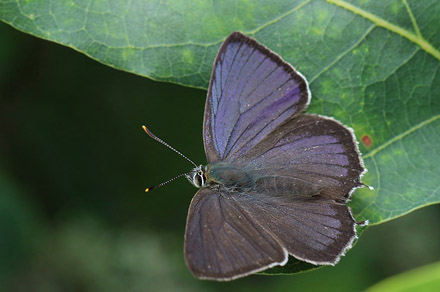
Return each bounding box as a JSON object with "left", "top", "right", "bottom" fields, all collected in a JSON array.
[
  {"left": 276, "top": 134, "right": 340, "bottom": 149},
  {"left": 281, "top": 152, "right": 350, "bottom": 166},
  {"left": 224, "top": 85, "right": 302, "bottom": 159},
  {"left": 287, "top": 143, "right": 346, "bottom": 155},
  {"left": 248, "top": 133, "right": 351, "bottom": 171},
  {"left": 236, "top": 62, "right": 293, "bottom": 113},
  {"left": 212, "top": 43, "right": 256, "bottom": 155},
  {"left": 204, "top": 33, "right": 309, "bottom": 163}
]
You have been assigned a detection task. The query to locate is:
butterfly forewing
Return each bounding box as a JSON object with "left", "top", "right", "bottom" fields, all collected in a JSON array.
[{"left": 203, "top": 32, "right": 310, "bottom": 164}]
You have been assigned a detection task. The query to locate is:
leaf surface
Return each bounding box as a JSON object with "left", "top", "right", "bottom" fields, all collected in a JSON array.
[{"left": 1, "top": 0, "right": 439, "bottom": 274}]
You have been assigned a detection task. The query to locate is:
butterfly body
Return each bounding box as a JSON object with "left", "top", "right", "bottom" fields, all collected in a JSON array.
[{"left": 193, "top": 163, "right": 256, "bottom": 192}]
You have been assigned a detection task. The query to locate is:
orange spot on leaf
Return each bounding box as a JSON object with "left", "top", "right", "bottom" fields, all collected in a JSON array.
[{"left": 362, "top": 135, "right": 372, "bottom": 148}]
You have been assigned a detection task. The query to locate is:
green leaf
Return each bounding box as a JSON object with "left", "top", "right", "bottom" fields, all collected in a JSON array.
[
  {"left": 1, "top": 0, "right": 440, "bottom": 274},
  {"left": 366, "top": 261, "right": 440, "bottom": 292}
]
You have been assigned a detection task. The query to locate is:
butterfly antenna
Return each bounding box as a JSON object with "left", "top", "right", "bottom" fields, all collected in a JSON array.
[
  {"left": 142, "top": 125, "right": 198, "bottom": 167},
  {"left": 145, "top": 172, "right": 190, "bottom": 192}
]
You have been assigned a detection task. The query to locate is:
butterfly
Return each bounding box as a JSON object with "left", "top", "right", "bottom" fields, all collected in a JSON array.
[{"left": 144, "top": 32, "right": 367, "bottom": 281}]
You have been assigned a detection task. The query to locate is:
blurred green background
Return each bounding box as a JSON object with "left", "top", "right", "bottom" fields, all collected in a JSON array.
[{"left": 1, "top": 21, "right": 440, "bottom": 292}]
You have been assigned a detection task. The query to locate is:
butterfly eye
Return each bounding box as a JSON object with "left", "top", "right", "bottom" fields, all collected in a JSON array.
[{"left": 193, "top": 172, "right": 205, "bottom": 188}]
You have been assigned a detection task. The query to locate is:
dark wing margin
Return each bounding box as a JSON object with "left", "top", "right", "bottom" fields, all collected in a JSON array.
[
  {"left": 203, "top": 32, "right": 310, "bottom": 164},
  {"left": 184, "top": 188, "right": 287, "bottom": 281}
]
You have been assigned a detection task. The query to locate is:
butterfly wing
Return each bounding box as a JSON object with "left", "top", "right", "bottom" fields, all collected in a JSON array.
[
  {"left": 238, "top": 114, "right": 365, "bottom": 201},
  {"left": 184, "top": 188, "right": 287, "bottom": 281},
  {"left": 203, "top": 32, "right": 310, "bottom": 163},
  {"left": 235, "top": 193, "right": 357, "bottom": 265}
]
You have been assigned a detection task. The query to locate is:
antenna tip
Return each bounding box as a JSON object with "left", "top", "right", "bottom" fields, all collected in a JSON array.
[
  {"left": 145, "top": 187, "right": 150, "bottom": 192},
  {"left": 142, "top": 125, "right": 147, "bottom": 131}
]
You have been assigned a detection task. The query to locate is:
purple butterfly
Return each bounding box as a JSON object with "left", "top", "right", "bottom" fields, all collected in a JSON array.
[{"left": 145, "top": 32, "right": 367, "bottom": 281}]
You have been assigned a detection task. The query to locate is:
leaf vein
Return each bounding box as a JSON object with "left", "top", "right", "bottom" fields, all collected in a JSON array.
[
  {"left": 247, "top": 0, "right": 312, "bottom": 35},
  {"left": 309, "top": 24, "right": 376, "bottom": 84},
  {"left": 327, "top": 0, "right": 440, "bottom": 61},
  {"left": 364, "top": 115, "right": 440, "bottom": 159}
]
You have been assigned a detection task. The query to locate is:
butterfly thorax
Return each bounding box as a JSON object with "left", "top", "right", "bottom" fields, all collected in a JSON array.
[{"left": 188, "top": 163, "right": 254, "bottom": 192}]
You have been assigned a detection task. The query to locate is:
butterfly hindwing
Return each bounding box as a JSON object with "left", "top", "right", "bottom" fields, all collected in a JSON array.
[
  {"left": 238, "top": 114, "right": 365, "bottom": 201},
  {"left": 236, "top": 194, "right": 357, "bottom": 265},
  {"left": 184, "top": 188, "right": 287, "bottom": 281}
]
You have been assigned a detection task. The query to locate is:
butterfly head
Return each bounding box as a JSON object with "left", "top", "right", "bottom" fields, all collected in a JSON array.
[{"left": 187, "top": 165, "right": 207, "bottom": 188}]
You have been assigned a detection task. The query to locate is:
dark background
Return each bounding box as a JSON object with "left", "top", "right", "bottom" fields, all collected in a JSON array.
[{"left": 1, "top": 22, "right": 440, "bottom": 291}]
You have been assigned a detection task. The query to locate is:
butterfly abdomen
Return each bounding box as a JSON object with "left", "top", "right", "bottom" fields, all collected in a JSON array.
[{"left": 206, "top": 163, "right": 255, "bottom": 192}]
